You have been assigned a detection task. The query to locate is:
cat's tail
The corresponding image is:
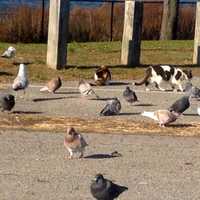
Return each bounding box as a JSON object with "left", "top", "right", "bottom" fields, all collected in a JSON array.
[{"left": 134, "top": 67, "right": 152, "bottom": 86}]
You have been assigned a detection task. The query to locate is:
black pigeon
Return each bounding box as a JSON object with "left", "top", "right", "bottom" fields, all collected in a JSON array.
[
  {"left": 168, "top": 95, "right": 190, "bottom": 114},
  {"left": 100, "top": 98, "right": 121, "bottom": 116},
  {"left": 90, "top": 174, "right": 128, "bottom": 200},
  {"left": 0, "top": 94, "right": 15, "bottom": 112},
  {"left": 123, "top": 86, "right": 138, "bottom": 104}
]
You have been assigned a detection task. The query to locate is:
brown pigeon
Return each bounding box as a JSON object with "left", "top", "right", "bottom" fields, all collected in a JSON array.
[
  {"left": 64, "top": 127, "right": 88, "bottom": 159},
  {"left": 40, "top": 77, "right": 62, "bottom": 93},
  {"left": 94, "top": 65, "right": 111, "bottom": 86}
]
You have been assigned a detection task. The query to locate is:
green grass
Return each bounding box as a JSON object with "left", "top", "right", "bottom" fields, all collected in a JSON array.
[{"left": 0, "top": 40, "right": 198, "bottom": 83}]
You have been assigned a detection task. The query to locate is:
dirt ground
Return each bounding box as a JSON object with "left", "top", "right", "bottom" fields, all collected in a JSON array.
[
  {"left": 0, "top": 78, "right": 200, "bottom": 199},
  {"left": 1, "top": 130, "right": 200, "bottom": 200}
]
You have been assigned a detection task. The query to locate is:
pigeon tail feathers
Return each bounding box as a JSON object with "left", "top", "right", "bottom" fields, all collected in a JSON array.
[
  {"left": 40, "top": 86, "right": 49, "bottom": 92},
  {"left": 141, "top": 111, "right": 158, "bottom": 121}
]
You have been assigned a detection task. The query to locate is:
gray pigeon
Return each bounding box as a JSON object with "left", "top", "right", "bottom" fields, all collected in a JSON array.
[
  {"left": 0, "top": 94, "right": 15, "bottom": 112},
  {"left": 90, "top": 174, "right": 128, "bottom": 200},
  {"left": 189, "top": 86, "right": 200, "bottom": 99},
  {"left": 184, "top": 82, "right": 193, "bottom": 92},
  {"left": 184, "top": 82, "right": 200, "bottom": 99},
  {"left": 168, "top": 95, "right": 190, "bottom": 114},
  {"left": 100, "top": 98, "right": 121, "bottom": 116},
  {"left": 123, "top": 86, "right": 138, "bottom": 104},
  {"left": 1, "top": 46, "right": 16, "bottom": 58},
  {"left": 12, "top": 64, "right": 29, "bottom": 92},
  {"left": 78, "top": 79, "right": 99, "bottom": 99}
]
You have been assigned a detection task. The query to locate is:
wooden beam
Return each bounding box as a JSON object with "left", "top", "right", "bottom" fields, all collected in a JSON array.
[
  {"left": 193, "top": 0, "right": 200, "bottom": 65},
  {"left": 121, "top": 0, "right": 143, "bottom": 66},
  {"left": 46, "top": 0, "right": 70, "bottom": 69},
  {"left": 160, "top": 0, "right": 178, "bottom": 40}
]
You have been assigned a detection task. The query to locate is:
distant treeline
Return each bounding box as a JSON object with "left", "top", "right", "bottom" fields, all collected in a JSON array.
[{"left": 0, "top": 3, "right": 196, "bottom": 43}]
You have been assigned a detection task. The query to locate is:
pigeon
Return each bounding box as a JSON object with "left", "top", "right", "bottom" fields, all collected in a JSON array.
[
  {"left": 184, "top": 82, "right": 193, "bottom": 92},
  {"left": 100, "top": 98, "right": 121, "bottom": 116},
  {"left": 188, "top": 86, "right": 200, "bottom": 99},
  {"left": 141, "top": 109, "right": 180, "bottom": 127},
  {"left": 12, "top": 64, "right": 29, "bottom": 95},
  {"left": 168, "top": 95, "right": 190, "bottom": 114},
  {"left": 40, "top": 76, "right": 62, "bottom": 93},
  {"left": 1, "top": 46, "right": 16, "bottom": 58},
  {"left": 184, "top": 82, "right": 200, "bottom": 99},
  {"left": 94, "top": 65, "right": 111, "bottom": 86},
  {"left": 64, "top": 127, "right": 88, "bottom": 159},
  {"left": 123, "top": 86, "right": 138, "bottom": 104},
  {"left": 0, "top": 94, "right": 15, "bottom": 112},
  {"left": 78, "top": 79, "right": 99, "bottom": 98},
  {"left": 90, "top": 174, "right": 128, "bottom": 200}
]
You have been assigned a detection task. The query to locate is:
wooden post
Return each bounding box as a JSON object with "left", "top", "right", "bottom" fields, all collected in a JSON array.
[
  {"left": 110, "top": 2, "right": 114, "bottom": 41},
  {"left": 193, "top": 0, "right": 200, "bottom": 65},
  {"left": 160, "top": 0, "right": 178, "bottom": 40},
  {"left": 46, "top": 0, "right": 69, "bottom": 69},
  {"left": 121, "top": 0, "right": 143, "bottom": 66}
]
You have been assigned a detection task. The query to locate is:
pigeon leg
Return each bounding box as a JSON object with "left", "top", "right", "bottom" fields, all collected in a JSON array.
[
  {"left": 159, "top": 123, "right": 165, "bottom": 128},
  {"left": 68, "top": 149, "right": 73, "bottom": 159},
  {"left": 79, "top": 151, "right": 84, "bottom": 159}
]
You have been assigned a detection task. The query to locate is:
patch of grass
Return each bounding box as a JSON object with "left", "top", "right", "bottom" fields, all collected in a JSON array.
[{"left": 0, "top": 40, "right": 199, "bottom": 83}]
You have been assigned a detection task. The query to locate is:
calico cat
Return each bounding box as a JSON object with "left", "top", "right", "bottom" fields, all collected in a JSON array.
[{"left": 134, "top": 65, "right": 192, "bottom": 92}]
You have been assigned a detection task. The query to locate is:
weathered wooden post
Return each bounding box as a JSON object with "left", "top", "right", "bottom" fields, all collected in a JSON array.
[
  {"left": 46, "top": 0, "right": 69, "bottom": 69},
  {"left": 160, "top": 0, "right": 178, "bottom": 40},
  {"left": 121, "top": 0, "right": 143, "bottom": 66},
  {"left": 193, "top": 0, "right": 200, "bottom": 65}
]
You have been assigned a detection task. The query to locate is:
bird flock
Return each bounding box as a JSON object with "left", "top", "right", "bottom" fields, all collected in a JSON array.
[{"left": 1, "top": 46, "right": 200, "bottom": 199}]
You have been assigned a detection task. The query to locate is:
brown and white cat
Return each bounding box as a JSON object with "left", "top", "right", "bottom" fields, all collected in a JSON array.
[{"left": 134, "top": 65, "right": 192, "bottom": 92}]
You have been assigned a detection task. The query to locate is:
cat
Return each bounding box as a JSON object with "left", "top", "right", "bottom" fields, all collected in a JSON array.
[{"left": 134, "top": 65, "right": 192, "bottom": 92}]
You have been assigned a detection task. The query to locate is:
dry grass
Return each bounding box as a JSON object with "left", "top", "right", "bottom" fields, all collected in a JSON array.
[
  {"left": 0, "top": 114, "right": 199, "bottom": 137},
  {"left": 0, "top": 4, "right": 196, "bottom": 42},
  {"left": 0, "top": 40, "right": 199, "bottom": 84}
]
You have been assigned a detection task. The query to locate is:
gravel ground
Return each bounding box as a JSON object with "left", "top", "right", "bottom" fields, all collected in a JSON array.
[{"left": 1, "top": 130, "right": 200, "bottom": 200}]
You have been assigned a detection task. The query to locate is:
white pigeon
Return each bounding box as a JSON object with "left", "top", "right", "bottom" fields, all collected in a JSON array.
[
  {"left": 78, "top": 79, "right": 99, "bottom": 98},
  {"left": 197, "top": 107, "right": 200, "bottom": 116},
  {"left": 1, "top": 46, "right": 16, "bottom": 58},
  {"left": 141, "top": 109, "right": 180, "bottom": 127},
  {"left": 12, "top": 64, "right": 29, "bottom": 93}
]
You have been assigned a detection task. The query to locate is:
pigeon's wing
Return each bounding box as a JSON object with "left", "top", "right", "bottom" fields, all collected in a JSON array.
[
  {"left": 100, "top": 103, "right": 112, "bottom": 116},
  {"left": 169, "top": 97, "right": 190, "bottom": 113},
  {"left": 79, "top": 134, "right": 88, "bottom": 148},
  {"left": 111, "top": 100, "right": 121, "bottom": 114},
  {"left": 109, "top": 182, "right": 128, "bottom": 199}
]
